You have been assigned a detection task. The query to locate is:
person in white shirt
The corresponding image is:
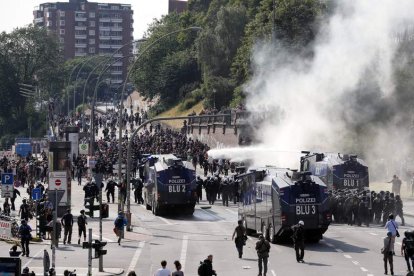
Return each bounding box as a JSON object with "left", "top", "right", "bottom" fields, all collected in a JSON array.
[
  {"left": 155, "top": 260, "right": 171, "bottom": 276},
  {"left": 385, "top": 214, "right": 399, "bottom": 251}
]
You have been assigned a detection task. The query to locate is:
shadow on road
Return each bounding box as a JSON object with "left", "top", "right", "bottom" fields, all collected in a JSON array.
[{"left": 305, "top": 262, "right": 331, "bottom": 267}]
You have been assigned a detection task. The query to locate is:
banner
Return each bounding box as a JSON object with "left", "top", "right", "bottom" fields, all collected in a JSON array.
[{"left": 0, "top": 220, "right": 12, "bottom": 240}]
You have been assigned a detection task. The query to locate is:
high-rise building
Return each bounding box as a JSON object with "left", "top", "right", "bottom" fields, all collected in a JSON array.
[
  {"left": 168, "top": 0, "right": 187, "bottom": 14},
  {"left": 33, "top": 0, "right": 134, "bottom": 85}
]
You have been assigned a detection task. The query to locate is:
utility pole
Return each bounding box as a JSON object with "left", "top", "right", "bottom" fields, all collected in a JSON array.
[
  {"left": 52, "top": 189, "right": 57, "bottom": 269},
  {"left": 88, "top": 228, "right": 92, "bottom": 276},
  {"left": 98, "top": 176, "right": 104, "bottom": 272}
]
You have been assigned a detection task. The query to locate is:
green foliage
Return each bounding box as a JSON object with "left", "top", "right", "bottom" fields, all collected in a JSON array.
[
  {"left": 131, "top": 0, "right": 328, "bottom": 115},
  {"left": 0, "top": 25, "right": 64, "bottom": 143}
]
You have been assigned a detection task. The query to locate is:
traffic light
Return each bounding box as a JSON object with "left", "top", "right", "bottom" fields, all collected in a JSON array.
[
  {"left": 82, "top": 241, "right": 91, "bottom": 249},
  {"left": 92, "top": 240, "right": 107, "bottom": 258},
  {"left": 85, "top": 199, "right": 100, "bottom": 217}
]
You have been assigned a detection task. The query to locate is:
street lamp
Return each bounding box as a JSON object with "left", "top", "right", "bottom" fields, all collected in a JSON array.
[
  {"left": 66, "top": 63, "right": 82, "bottom": 116},
  {"left": 117, "top": 26, "right": 203, "bottom": 229},
  {"left": 73, "top": 55, "right": 99, "bottom": 113}
]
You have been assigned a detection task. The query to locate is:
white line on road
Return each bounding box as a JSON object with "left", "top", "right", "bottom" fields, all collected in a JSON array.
[
  {"left": 127, "top": 241, "right": 145, "bottom": 273},
  {"left": 225, "top": 208, "right": 238, "bottom": 215},
  {"left": 369, "top": 232, "right": 378, "bottom": 236},
  {"left": 360, "top": 267, "right": 368, "bottom": 272},
  {"left": 367, "top": 274, "right": 374, "bottom": 276},
  {"left": 271, "top": 270, "right": 277, "bottom": 276},
  {"left": 325, "top": 243, "right": 334, "bottom": 247},
  {"left": 92, "top": 234, "right": 114, "bottom": 242},
  {"left": 344, "top": 254, "right": 352, "bottom": 259},
  {"left": 23, "top": 245, "right": 47, "bottom": 268},
  {"left": 180, "top": 235, "right": 189, "bottom": 272},
  {"left": 158, "top": 216, "right": 173, "bottom": 225},
  {"left": 336, "top": 249, "right": 344, "bottom": 253},
  {"left": 352, "top": 260, "right": 359, "bottom": 265}
]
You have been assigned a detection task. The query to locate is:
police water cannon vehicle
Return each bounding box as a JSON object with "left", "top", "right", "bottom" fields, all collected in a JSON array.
[
  {"left": 143, "top": 154, "right": 197, "bottom": 216},
  {"left": 300, "top": 152, "right": 369, "bottom": 190},
  {"left": 237, "top": 168, "right": 331, "bottom": 243}
]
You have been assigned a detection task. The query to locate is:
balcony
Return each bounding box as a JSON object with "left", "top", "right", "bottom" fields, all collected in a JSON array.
[
  {"left": 111, "top": 27, "right": 123, "bottom": 32},
  {"left": 112, "top": 61, "right": 123, "bottom": 66},
  {"left": 110, "top": 36, "right": 122, "bottom": 40},
  {"left": 75, "top": 26, "right": 87, "bottom": 31},
  {"left": 113, "top": 53, "right": 123, "bottom": 58},
  {"left": 111, "top": 18, "right": 123, "bottom": 23},
  {"left": 99, "top": 44, "right": 111, "bottom": 49},
  {"left": 111, "top": 71, "right": 123, "bottom": 75},
  {"left": 34, "top": 17, "right": 44, "bottom": 24},
  {"left": 99, "top": 18, "right": 111, "bottom": 22},
  {"left": 75, "top": 17, "right": 87, "bottom": 22},
  {"left": 75, "top": 52, "right": 87, "bottom": 57},
  {"left": 99, "top": 36, "right": 110, "bottom": 40},
  {"left": 99, "top": 26, "right": 110, "bottom": 31},
  {"left": 75, "top": 43, "right": 87, "bottom": 48},
  {"left": 111, "top": 79, "right": 123, "bottom": 84},
  {"left": 75, "top": 34, "right": 87, "bottom": 39}
]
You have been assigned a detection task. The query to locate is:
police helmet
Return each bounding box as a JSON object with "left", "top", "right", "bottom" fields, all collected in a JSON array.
[{"left": 298, "top": 220, "right": 304, "bottom": 226}]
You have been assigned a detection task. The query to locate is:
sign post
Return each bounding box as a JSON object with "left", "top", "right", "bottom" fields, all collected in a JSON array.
[{"left": 1, "top": 173, "right": 14, "bottom": 198}]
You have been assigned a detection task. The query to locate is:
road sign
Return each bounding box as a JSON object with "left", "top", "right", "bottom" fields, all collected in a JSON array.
[
  {"left": 48, "top": 171, "right": 68, "bottom": 204},
  {"left": 32, "top": 188, "right": 41, "bottom": 200},
  {"left": 1, "top": 173, "right": 13, "bottom": 185},
  {"left": 47, "top": 190, "right": 65, "bottom": 207},
  {"left": 79, "top": 143, "right": 89, "bottom": 155}
]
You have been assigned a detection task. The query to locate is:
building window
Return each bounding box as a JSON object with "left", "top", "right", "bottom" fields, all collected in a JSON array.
[
  {"left": 90, "top": 21, "right": 95, "bottom": 27},
  {"left": 59, "top": 29, "right": 65, "bottom": 35},
  {"left": 89, "top": 47, "right": 95, "bottom": 54},
  {"left": 59, "top": 37, "right": 64, "bottom": 43},
  {"left": 60, "top": 20, "right": 65, "bottom": 26},
  {"left": 60, "top": 11, "right": 65, "bottom": 16},
  {"left": 89, "top": 12, "right": 95, "bottom": 18},
  {"left": 89, "top": 30, "right": 95, "bottom": 36},
  {"left": 111, "top": 5, "right": 119, "bottom": 10},
  {"left": 89, "top": 38, "right": 95, "bottom": 44}
]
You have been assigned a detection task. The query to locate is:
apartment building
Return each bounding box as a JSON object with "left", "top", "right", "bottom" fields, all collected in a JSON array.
[
  {"left": 168, "top": 0, "right": 187, "bottom": 13},
  {"left": 33, "top": 0, "right": 134, "bottom": 84}
]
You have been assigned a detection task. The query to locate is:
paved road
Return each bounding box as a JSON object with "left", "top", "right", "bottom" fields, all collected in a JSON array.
[{"left": 1, "top": 181, "right": 414, "bottom": 275}]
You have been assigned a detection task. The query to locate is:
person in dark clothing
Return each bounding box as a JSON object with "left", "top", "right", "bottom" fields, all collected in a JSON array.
[
  {"left": 11, "top": 189, "right": 21, "bottom": 211},
  {"left": 132, "top": 178, "right": 144, "bottom": 204},
  {"left": 232, "top": 220, "right": 246, "bottom": 258},
  {"left": 198, "top": 254, "right": 217, "bottom": 276},
  {"left": 61, "top": 209, "right": 74, "bottom": 245},
  {"left": 19, "top": 219, "right": 32, "bottom": 257},
  {"left": 77, "top": 210, "right": 87, "bottom": 244},
  {"left": 83, "top": 179, "right": 94, "bottom": 206},
  {"left": 291, "top": 220, "right": 305, "bottom": 263},
  {"left": 196, "top": 176, "right": 204, "bottom": 203},
  {"left": 256, "top": 235, "right": 270, "bottom": 276},
  {"left": 402, "top": 231, "right": 414, "bottom": 272},
  {"left": 395, "top": 195, "right": 405, "bottom": 226},
  {"left": 105, "top": 178, "right": 117, "bottom": 203},
  {"left": 19, "top": 199, "right": 30, "bottom": 221}
]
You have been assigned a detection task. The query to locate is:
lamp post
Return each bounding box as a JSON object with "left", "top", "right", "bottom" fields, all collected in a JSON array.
[
  {"left": 66, "top": 63, "right": 82, "bottom": 116},
  {"left": 117, "top": 26, "right": 202, "bottom": 228},
  {"left": 73, "top": 55, "right": 99, "bottom": 113}
]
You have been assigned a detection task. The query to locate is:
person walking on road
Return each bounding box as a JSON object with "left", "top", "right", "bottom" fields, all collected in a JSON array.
[
  {"left": 198, "top": 255, "right": 217, "bottom": 276},
  {"left": 18, "top": 199, "right": 30, "bottom": 221},
  {"left": 77, "top": 210, "right": 87, "bottom": 244},
  {"left": 401, "top": 231, "right": 414, "bottom": 272},
  {"left": 388, "top": 175, "right": 402, "bottom": 196},
  {"left": 154, "top": 260, "right": 171, "bottom": 276},
  {"left": 61, "top": 209, "right": 73, "bottom": 245},
  {"left": 291, "top": 220, "right": 305, "bottom": 263},
  {"left": 385, "top": 214, "right": 399, "bottom": 252},
  {"left": 105, "top": 178, "right": 117, "bottom": 203},
  {"left": 172, "top": 260, "right": 184, "bottom": 276},
  {"left": 382, "top": 232, "right": 394, "bottom": 275},
  {"left": 256, "top": 235, "right": 270, "bottom": 276},
  {"left": 114, "top": 211, "right": 127, "bottom": 245},
  {"left": 232, "top": 220, "right": 246, "bottom": 258},
  {"left": 19, "top": 219, "right": 32, "bottom": 257}
]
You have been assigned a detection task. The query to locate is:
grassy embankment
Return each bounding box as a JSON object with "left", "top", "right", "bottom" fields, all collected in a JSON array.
[{"left": 157, "top": 101, "right": 204, "bottom": 129}]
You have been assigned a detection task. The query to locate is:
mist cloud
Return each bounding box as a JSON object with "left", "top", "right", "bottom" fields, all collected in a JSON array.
[{"left": 233, "top": 0, "right": 414, "bottom": 177}]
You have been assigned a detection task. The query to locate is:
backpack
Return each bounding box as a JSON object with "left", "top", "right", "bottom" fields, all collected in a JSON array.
[
  {"left": 115, "top": 217, "right": 123, "bottom": 228},
  {"left": 197, "top": 261, "right": 206, "bottom": 276}
]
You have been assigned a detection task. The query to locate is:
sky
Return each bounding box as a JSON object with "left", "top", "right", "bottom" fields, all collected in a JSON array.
[{"left": 0, "top": 0, "right": 171, "bottom": 38}]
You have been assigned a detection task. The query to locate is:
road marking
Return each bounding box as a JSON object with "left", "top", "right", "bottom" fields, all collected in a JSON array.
[
  {"left": 360, "top": 267, "right": 368, "bottom": 272},
  {"left": 92, "top": 234, "right": 114, "bottom": 242},
  {"left": 127, "top": 241, "right": 145, "bottom": 273},
  {"left": 180, "top": 235, "right": 188, "bottom": 271},
  {"left": 271, "top": 270, "right": 277, "bottom": 276},
  {"left": 369, "top": 232, "right": 378, "bottom": 236},
  {"left": 158, "top": 216, "right": 173, "bottom": 225},
  {"left": 336, "top": 249, "right": 344, "bottom": 253},
  {"left": 325, "top": 242, "right": 334, "bottom": 247},
  {"left": 344, "top": 254, "right": 352, "bottom": 259},
  {"left": 225, "top": 208, "right": 238, "bottom": 215},
  {"left": 367, "top": 274, "right": 374, "bottom": 276},
  {"left": 199, "top": 208, "right": 223, "bottom": 221},
  {"left": 352, "top": 260, "right": 359, "bottom": 265},
  {"left": 23, "top": 245, "right": 47, "bottom": 268}
]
